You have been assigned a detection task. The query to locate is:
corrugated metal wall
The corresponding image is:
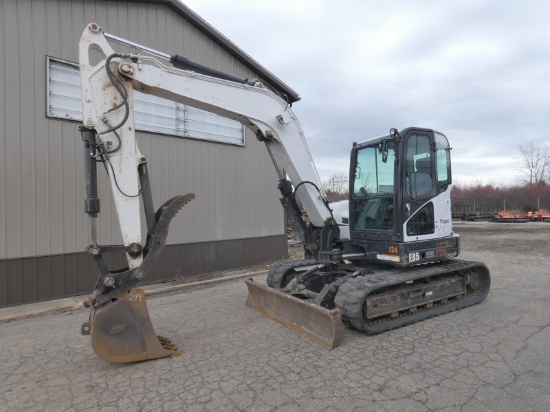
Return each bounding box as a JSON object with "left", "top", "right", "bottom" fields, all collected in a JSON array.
[{"left": 0, "top": 0, "right": 284, "bottom": 261}]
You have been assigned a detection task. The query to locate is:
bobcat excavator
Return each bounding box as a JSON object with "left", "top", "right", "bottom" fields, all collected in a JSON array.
[{"left": 78, "top": 23, "right": 491, "bottom": 363}]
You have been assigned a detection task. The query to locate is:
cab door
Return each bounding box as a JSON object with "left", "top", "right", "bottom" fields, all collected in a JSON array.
[
  {"left": 401, "top": 129, "right": 453, "bottom": 242},
  {"left": 402, "top": 130, "right": 437, "bottom": 240}
]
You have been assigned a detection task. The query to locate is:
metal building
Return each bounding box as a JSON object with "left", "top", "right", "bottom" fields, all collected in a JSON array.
[{"left": 0, "top": 0, "right": 300, "bottom": 307}]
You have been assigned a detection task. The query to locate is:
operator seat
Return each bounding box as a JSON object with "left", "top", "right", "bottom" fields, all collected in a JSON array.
[{"left": 410, "top": 157, "right": 433, "bottom": 198}]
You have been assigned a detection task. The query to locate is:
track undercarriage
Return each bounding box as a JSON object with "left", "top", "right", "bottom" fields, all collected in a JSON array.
[{"left": 263, "top": 258, "right": 490, "bottom": 336}]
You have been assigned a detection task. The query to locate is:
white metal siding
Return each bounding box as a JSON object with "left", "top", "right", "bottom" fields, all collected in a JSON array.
[
  {"left": 0, "top": 0, "right": 284, "bottom": 260},
  {"left": 47, "top": 58, "right": 246, "bottom": 144}
]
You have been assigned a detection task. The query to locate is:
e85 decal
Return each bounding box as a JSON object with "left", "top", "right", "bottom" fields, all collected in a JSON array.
[{"left": 409, "top": 252, "right": 420, "bottom": 262}]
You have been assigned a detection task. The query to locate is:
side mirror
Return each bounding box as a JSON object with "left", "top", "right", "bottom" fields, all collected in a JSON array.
[{"left": 379, "top": 141, "right": 388, "bottom": 163}]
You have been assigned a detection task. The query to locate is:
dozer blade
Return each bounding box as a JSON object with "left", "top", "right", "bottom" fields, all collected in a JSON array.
[
  {"left": 245, "top": 279, "right": 344, "bottom": 349},
  {"left": 81, "top": 289, "right": 180, "bottom": 363}
]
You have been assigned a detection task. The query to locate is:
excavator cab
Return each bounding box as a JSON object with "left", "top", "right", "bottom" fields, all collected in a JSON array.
[{"left": 348, "top": 128, "right": 459, "bottom": 265}]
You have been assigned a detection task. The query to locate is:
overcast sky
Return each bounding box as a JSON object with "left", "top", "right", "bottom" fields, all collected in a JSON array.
[{"left": 182, "top": 0, "right": 550, "bottom": 186}]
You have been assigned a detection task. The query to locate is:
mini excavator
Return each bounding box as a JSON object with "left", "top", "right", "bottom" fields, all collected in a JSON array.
[{"left": 78, "top": 24, "right": 490, "bottom": 362}]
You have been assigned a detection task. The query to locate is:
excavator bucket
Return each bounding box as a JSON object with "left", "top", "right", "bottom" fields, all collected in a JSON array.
[
  {"left": 244, "top": 279, "right": 344, "bottom": 349},
  {"left": 81, "top": 289, "right": 180, "bottom": 363}
]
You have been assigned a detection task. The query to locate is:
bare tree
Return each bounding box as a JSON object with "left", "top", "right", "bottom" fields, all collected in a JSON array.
[
  {"left": 322, "top": 173, "right": 348, "bottom": 194},
  {"left": 517, "top": 140, "right": 550, "bottom": 185}
]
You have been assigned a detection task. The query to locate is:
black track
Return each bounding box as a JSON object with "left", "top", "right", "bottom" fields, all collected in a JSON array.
[{"left": 333, "top": 259, "right": 491, "bottom": 335}]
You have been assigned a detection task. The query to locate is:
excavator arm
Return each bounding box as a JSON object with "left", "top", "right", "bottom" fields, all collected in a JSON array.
[
  {"left": 80, "top": 23, "right": 337, "bottom": 257},
  {"left": 79, "top": 23, "right": 342, "bottom": 362}
]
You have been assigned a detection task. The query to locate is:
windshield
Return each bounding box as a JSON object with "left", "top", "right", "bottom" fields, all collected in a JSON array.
[
  {"left": 353, "top": 142, "right": 395, "bottom": 196},
  {"left": 352, "top": 142, "right": 395, "bottom": 232}
]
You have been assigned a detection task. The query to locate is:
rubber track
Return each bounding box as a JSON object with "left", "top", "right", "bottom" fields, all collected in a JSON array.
[
  {"left": 334, "top": 259, "right": 491, "bottom": 335},
  {"left": 266, "top": 259, "right": 320, "bottom": 289}
]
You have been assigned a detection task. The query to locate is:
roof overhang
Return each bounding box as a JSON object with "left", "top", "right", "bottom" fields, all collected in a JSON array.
[{"left": 106, "top": 0, "right": 300, "bottom": 103}]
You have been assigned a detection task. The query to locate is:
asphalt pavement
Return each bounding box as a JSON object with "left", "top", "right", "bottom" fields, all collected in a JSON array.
[{"left": 1, "top": 222, "right": 549, "bottom": 411}]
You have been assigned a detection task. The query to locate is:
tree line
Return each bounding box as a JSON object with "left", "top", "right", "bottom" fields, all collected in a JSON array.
[{"left": 320, "top": 140, "right": 550, "bottom": 212}]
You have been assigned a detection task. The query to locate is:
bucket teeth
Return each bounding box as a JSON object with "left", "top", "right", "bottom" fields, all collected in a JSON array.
[{"left": 158, "top": 336, "right": 181, "bottom": 354}]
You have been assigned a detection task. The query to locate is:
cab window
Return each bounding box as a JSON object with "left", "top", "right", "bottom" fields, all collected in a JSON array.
[
  {"left": 406, "top": 134, "right": 433, "bottom": 199},
  {"left": 435, "top": 132, "right": 452, "bottom": 187}
]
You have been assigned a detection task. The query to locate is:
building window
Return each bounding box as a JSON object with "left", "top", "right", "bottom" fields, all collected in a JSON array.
[{"left": 47, "top": 57, "right": 245, "bottom": 145}]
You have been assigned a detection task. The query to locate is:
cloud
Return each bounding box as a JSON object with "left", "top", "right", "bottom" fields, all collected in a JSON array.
[{"left": 182, "top": 0, "right": 550, "bottom": 185}]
